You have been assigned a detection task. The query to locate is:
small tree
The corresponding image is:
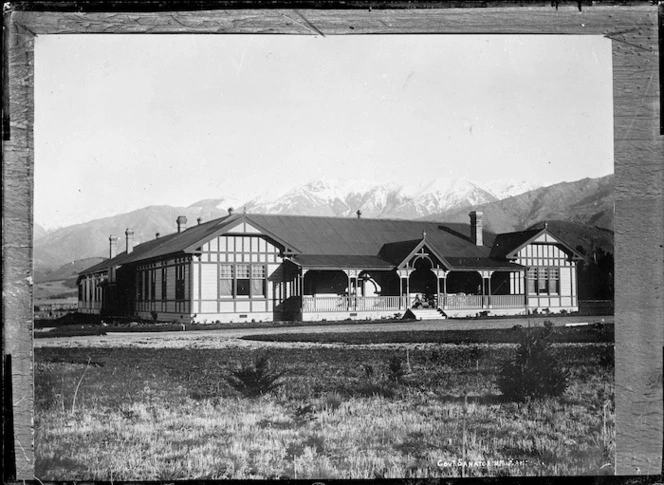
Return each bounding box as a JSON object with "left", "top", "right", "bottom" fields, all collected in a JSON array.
[
  {"left": 387, "top": 355, "right": 405, "bottom": 383},
  {"left": 497, "top": 322, "right": 569, "bottom": 401},
  {"left": 225, "top": 354, "right": 287, "bottom": 398}
]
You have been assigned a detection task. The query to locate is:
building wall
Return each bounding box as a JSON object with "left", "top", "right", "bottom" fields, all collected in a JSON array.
[
  {"left": 515, "top": 233, "right": 578, "bottom": 312},
  {"left": 134, "top": 255, "right": 191, "bottom": 319},
  {"left": 131, "top": 229, "right": 298, "bottom": 323},
  {"left": 77, "top": 272, "right": 106, "bottom": 314}
]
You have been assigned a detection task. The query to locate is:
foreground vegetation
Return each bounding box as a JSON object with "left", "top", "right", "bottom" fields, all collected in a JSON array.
[{"left": 35, "top": 326, "right": 614, "bottom": 479}]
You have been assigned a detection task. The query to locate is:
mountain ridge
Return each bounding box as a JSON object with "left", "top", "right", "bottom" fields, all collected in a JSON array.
[{"left": 34, "top": 175, "right": 612, "bottom": 275}]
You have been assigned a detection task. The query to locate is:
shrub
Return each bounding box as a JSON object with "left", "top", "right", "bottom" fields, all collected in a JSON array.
[
  {"left": 387, "top": 355, "right": 405, "bottom": 383},
  {"left": 225, "top": 354, "right": 287, "bottom": 398},
  {"left": 320, "top": 392, "right": 343, "bottom": 412},
  {"left": 497, "top": 323, "right": 569, "bottom": 401}
]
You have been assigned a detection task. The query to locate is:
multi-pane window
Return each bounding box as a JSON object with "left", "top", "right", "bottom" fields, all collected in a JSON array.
[
  {"left": 251, "top": 264, "right": 266, "bottom": 297},
  {"left": 137, "top": 272, "right": 143, "bottom": 301},
  {"left": 236, "top": 264, "right": 251, "bottom": 296},
  {"left": 219, "top": 264, "right": 234, "bottom": 296},
  {"left": 527, "top": 267, "right": 559, "bottom": 295},
  {"left": 219, "top": 263, "right": 266, "bottom": 298}
]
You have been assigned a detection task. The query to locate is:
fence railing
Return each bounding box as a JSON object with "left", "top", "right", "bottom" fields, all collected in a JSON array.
[
  {"left": 442, "top": 294, "right": 484, "bottom": 309},
  {"left": 302, "top": 294, "right": 527, "bottom": 312},
  {"left": 302, "top": 295, "right": 405, "bottom": 313},
  {"left": 441, "top": 294, "right": 526, "bottom": 310},
  {"left": 354, "top": 296, "right": 405, "bottom": 311},
  {"left": 490, "top": 294, "right": 526, "bottom": 308}
]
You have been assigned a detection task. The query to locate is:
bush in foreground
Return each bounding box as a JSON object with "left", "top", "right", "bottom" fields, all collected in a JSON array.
[
  {"left": 225, "top": 354, "right": 287, "bottom": 398},
  {"left": 498, "top": 321, "right": 569, "bottom": 401}
]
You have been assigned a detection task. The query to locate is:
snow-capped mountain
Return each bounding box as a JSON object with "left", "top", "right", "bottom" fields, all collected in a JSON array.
[
  {"left": 34, "top": 176, "right": 568, "bottom": 274},
  {"left": 201, "top": 178, "right": 539, "bottom": 220},
  {"left": 480, "top": 180, "right": 544, "bottom": 201}
]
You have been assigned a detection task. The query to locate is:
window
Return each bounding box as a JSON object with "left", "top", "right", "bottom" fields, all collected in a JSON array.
[
  {"left": 144, "top": 270, "right": 150, "bottom": 301},
  {"left": 236, "top": 264, "right": 251, "bottom": 296},
  {"left": 175, "top": 264, "right": 186, "bottom": 300},
  {"left": 219, "top": 264, "right": 234, "bottom": 296},
  {"left": 150, "top": 270, "right": 156, "bottom": 301},
  {"left": 251, "top": 264, "right": 266, "bottom": 297},
  {"left": 161, "top": 268, "right": 167, "bottom": 301},
  {"left": 137, "top": 272, "right": 143, "bottom": 301},
  {"left": 219, "top": 263, "right": 266, "bottom": 298},
  {"left": 527, "top": 267, "right": 559, "bottom": 295}
]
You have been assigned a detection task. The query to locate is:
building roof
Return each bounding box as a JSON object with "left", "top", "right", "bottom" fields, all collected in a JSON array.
[
  {"left": 489, "top": 228, "right": 542, "bottom": 260},
  {"left": 289, "top": 254, "right": 395, "bottom": 271},
  {"left": 79, "top": 214, "right": 238, "bottom": 276},
  {"left": 246, "top": 214, "right": 495, "bottom": 259},
  {"left": 490, "top": 226, "right": 584, "bottom": 261},
  {"left": 79, "top": 213, "right": 551, "bottom": 276}
]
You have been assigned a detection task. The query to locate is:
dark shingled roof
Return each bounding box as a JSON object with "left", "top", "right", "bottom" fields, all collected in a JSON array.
[
  {"left": 444, "top": 257, "right": 525, "bottom": 271},
  {"left": 246, "top": 214, "right": 495, "bottom": 259},
  {"left": 490, "top": 228, "right": 542, "bottom": 260},
  {"left": 79, "top": 214, "right": 238, "bottom": 275},
  {"left": 376, "top": 239, "right": 422, "bottom": 265},
  {"left": 289, "top": 254, "right": 394, "bottom": 270},
  {"left": 79, "top": 213, "right": 509, "bottom": 275},
  {"left": 490, "top": 227, "right": 584, "bottom": 261}
]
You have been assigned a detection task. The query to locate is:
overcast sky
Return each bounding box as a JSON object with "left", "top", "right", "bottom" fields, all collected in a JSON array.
[{"left": 35, "top": 34, "right": 613, "bottom": 229}]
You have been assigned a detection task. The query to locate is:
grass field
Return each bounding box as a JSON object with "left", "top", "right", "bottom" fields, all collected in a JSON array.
[{"left": 35, "top": 327, "right": 614, "bottom": 479}]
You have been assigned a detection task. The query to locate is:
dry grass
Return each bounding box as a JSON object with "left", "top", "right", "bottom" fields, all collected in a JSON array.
[{"left": 35, "top": 338, "right": 614, "bottom": 479}]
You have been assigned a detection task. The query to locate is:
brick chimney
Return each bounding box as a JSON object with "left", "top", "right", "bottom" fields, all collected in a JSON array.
[
  {"left": 125, "top": 228, "right": 135, "bottom": 254},
  {"left": 109, "top": 235, "right": 118, "bottom": 259},
  {"left": 228, "top": 207, "right": 234, "bottom": 216},
  {"left": 176, "top": 216, "right": 187, "bottom": 233},
  {"left": 469, "top": 211, "right": 483, "bottom": 246}
]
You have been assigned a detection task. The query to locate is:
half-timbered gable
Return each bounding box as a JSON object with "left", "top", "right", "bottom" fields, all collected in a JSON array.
[{"left": 491, "top": 226, "right": 583, "bottom": 313}]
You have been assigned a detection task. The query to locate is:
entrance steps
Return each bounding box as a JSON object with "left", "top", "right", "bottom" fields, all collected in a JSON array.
[{"left": 403, "top": 308, "right": 446, "bottom": 321}]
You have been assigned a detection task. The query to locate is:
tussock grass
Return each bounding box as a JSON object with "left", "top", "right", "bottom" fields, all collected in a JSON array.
[{"left": 35, "top": 342, "right": 614, "bottom": 479}]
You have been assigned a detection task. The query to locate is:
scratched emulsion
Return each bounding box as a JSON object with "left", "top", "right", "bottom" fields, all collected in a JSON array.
[
  {"left": 4, "top": 14, "right": 36, "bottom": 480},
  {"left": 3, "top": 3, "right": 663, "bottom": 479}
]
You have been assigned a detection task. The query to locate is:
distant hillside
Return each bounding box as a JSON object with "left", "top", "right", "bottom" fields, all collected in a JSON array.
[
  {"left": 424, "top": 175, "right": 613, "bottom": 233},
  {"left": 35, "top": 257, "right": 107, "bottom": 284},
  {"left": 34, "top": 223, "right": 49, "bottom": 241},
  {"left": 33, "top": 205, "right": 221, "bottom": 274},
  {"left": 33, "top": 175, "right": 612, "bottom": 274}
]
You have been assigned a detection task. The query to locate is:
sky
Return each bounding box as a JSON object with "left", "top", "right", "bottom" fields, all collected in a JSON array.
[{"left": 35, "top": 34, "right": 613, "bottom": 229}]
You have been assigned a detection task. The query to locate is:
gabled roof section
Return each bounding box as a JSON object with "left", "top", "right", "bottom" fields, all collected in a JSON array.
[
  {"left": 182, "top": 214, "right": 302, "bottom": 254},
  {"left": 378, "top": 237, "right": 452, "bottom": 270},
  {"left": 79, "top": 214, "right": 239, "bottom": 276},
  {"left": 490, "top": 227, "right": 584, "bottom": 261},
  {"left": 123, "top": 214, "right": 240, "bottom": 264},
  {"left": 377, "top": 239, "right": 421, "bottom": 265}
]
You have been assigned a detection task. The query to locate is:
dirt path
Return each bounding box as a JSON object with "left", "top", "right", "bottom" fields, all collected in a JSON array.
[{"left": 35, "top": 314, "right": 612, "bottom": 349}]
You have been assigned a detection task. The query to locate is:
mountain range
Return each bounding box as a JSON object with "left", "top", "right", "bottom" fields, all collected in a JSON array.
[{"left": 34, "top": 175, "right": 613, "bottom": 281}]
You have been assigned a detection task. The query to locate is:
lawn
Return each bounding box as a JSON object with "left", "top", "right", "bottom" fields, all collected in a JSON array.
[{"left": 34, "top": 328, "right": 614, "bottom": 479}]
